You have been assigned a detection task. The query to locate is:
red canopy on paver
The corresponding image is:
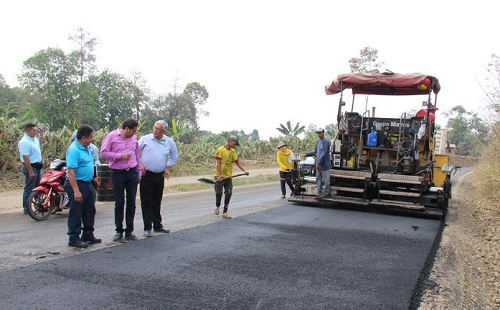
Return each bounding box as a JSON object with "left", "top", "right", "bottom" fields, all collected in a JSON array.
[{"left": 325, "top": 72, "right": 441, "bottom": 96}]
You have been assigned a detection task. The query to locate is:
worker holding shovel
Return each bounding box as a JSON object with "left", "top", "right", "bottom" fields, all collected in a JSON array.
[{"left": 212, "top": 136, "right": 249, "bottom": 219}]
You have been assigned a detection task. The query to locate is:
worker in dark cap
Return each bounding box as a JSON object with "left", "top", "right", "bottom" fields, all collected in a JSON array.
[{"left": 212, "top": 136, "right": 249, "bottom": 219}]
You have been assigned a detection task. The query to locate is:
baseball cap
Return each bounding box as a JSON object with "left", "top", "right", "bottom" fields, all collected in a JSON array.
[
  {"left": 315, "top": 128, "right": 325, "bottom": 133},
  {"left": 228, "top": 136, "right": 240, "bottom": 146}
]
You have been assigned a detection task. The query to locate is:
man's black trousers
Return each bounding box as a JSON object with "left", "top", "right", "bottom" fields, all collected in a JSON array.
[{"left": 140, "top": 171, "right": 165, "bottom": 231}]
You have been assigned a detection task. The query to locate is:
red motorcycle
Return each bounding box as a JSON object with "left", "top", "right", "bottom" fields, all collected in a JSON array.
[
  {"left": 27, "top": 158, "right": 99, "bottom": 221},
  {"left": 27, "top": 159, "right": 69, "bottom": 221}
]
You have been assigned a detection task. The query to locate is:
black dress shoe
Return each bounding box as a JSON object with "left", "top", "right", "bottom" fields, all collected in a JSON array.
[
  {"left": 154, "top": 228, "right": 170, "bottom": 234},
  {"left": 124, "top": 233, "right": 138, "bottom": 241},
  {"left": 113, "top": 233, "right": 123, "bottom": 242},
  {"left": 68, "top": 240, "right": 89, "bottom": 248},
  {"left": 81, "top": 237, "right": 102, "bottom": 244}
]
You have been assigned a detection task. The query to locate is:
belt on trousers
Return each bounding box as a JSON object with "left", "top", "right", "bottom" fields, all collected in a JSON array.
[
  {"left": 76, "top": 180, "right": 91, "bottom": 184},
  {"left": 145, "top": 170, "right": 164, "bottom": 176},
  {"left": 112, "top": 167, "right": 135, "bottom": 172},
  {"left": 25, "top": 162, "right": 43, "bottom": 169}
]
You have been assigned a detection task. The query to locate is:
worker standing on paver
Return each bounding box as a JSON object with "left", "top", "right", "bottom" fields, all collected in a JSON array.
[
  {"left": 213, "top": 136, "right": 249, "bottom": 219},
  {"left": 305, "top": 128, "right": 331, "bottom": 199}
]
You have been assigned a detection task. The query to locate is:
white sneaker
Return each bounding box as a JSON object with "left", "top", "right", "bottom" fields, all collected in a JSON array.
[
  {"left": 222, "top": 213, "right": 232, "bottom": 219},
  {"left": 214, "top": 207, "right": 220, "bottom": 215}
]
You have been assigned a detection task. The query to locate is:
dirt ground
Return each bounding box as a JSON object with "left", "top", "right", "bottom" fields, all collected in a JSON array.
[
  {"left": 0, "top": 167, "right": 277, "bottom": 214},
  {"left": 418, "top": 170, "right": 500, "bottom": 310}
]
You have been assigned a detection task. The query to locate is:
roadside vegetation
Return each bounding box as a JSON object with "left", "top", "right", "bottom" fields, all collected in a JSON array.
[
  {"left": 469, "top": 124, "right": 500, "bottom": 306},
  {"left": 420, "top": 54, "right": 500, "bottom": 309},
  {"left": 470, "top": 54, "right": 500, "bottom": 305}
]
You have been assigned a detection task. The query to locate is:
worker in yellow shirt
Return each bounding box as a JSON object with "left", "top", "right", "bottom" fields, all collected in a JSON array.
[
  {"left": 213, "top": 136, "right": 249, "bottom": 219},
  {"left": 276, "top": 141, "right": 294, "bottom": 198}
]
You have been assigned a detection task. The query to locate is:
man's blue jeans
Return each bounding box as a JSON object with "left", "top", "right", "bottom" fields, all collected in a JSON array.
[
  {"left": 65, "top": 180, "right": 96, "bottom": 243},
  {"left": 316, "top": 169, "right": 330, "bottom": 195},
  {"left": 111, "top": 168, "right": 139, "bottom": 234},
  {"left": 22, "top": 164, "right": 41, "bottom": 213}
]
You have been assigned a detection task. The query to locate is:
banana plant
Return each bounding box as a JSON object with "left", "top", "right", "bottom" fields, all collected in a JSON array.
[{"left": 276, "top": 121, "right": 305, "bottom": 137}]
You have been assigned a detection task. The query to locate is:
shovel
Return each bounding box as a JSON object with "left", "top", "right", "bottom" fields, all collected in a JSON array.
[{"left": 197, "top": 173, "right": 248, "bottom": 185}]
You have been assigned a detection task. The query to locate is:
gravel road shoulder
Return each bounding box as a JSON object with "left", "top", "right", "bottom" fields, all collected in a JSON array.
[{"left": 418, "top": 170, "right": 500, "bottom": 309}]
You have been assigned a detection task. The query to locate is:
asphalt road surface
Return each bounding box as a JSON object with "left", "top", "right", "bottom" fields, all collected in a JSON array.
[{"left": 0, "top": 182, "right": 441, "bottom": 310}]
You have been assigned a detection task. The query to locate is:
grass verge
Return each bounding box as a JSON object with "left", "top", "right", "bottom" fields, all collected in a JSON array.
[{"left": 164, "top": 174, "right": 279, "bottom": 193}]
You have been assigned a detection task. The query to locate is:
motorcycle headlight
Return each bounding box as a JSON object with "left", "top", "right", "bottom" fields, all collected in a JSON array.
[{"left": 49, "top": 159, "right": 63, "bottom": 169}]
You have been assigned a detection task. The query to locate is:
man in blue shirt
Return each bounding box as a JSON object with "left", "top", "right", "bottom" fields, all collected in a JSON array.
[
  {"left": 72, "top": 129, "right": 101, "bottom": 165},
  {"left": 18, "top": 123, "right": 43, "bottom": 214},
  {"left": 305, "top": 128, "right": 332, "bottom": 199},
  {"left": 138, "top": 120, "right": 178, "bottom": 237},
  {"left": 65, "top": 125, "right": 101, "bottom": 248}
]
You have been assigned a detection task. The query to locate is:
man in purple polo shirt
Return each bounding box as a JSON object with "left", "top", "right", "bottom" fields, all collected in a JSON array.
[{"left": 101, "top": 118, "right": 142, "bottom": 242}]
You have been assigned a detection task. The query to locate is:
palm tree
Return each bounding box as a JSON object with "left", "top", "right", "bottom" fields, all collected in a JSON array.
[{"left": 276, "top": 121, "right": 305, "bottom": 136}]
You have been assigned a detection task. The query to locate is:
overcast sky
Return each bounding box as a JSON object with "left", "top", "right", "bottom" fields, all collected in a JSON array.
[{"left": 1, "top": 0, "right": 499, "bottom": 139}]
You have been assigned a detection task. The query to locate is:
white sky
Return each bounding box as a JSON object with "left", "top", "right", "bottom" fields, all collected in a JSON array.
[{"left": 1, "top": 0, "right": 499, "bottom": 139}]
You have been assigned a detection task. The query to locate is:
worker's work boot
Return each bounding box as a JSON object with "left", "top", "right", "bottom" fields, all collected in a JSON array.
[
  {"left": 214, "top": 207, "right": 220, "bottom": 215},
  {"left": 222, "top": 213, "right": 232, "bottom": 219}
]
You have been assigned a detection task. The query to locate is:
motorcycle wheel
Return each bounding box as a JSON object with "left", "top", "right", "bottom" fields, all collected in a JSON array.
[{"left": 27, "top": 191, "right": 54, "bottom": 221}]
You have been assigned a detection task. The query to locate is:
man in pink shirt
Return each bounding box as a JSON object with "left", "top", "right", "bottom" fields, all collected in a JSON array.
[{"left": 100, "top": 118, "right": 142, "bottom": 242}]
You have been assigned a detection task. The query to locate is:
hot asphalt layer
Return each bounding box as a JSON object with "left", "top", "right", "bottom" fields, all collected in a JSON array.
[{"left": 0, "top": 204, "right": 440, "bottom": 310}]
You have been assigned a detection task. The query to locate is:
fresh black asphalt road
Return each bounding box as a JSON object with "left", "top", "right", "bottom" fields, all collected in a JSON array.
[{"left": 0, "top": 201, "right": 440, "bottom": 309}]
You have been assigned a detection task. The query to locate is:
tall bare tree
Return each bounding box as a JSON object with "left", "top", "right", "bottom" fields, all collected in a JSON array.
[
  {"left": 348, "top": 46, "right": 385, "bottom": 73},
  {"left": 348, "top": 46, "right": 386, "bottom": 110},
  {"left": 485, "top": 54, "right": 500, "bottom": 111},
  {"left": 130, "top": 69, "right": 149, "bottom": 120},
  {"left": 68, "top": 27, "right": 99, "bottom": 122}
]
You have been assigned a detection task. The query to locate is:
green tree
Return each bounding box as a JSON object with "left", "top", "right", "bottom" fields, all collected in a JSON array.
[
  {"left": 19, "top": 47, "right": 79, "bottom": 129},
  {"left": 306, "top": 123, "right": 317, "bottom": 133},
  {"left": 325, "top": 123, "right": 337, "bottom": 140},
  {"left": 249, "top": 129, "right": 260, "bottom": 141},
  {"left": 140, "top": 82, "right": 209, "bottom": 136},
  {"left": 89, "top": 69, "right": 137, "bottom": 129},
  {"left": 276, "top": 121, "right": 305, "bottom": 136},
  {"left": 444, "top": 105, "right": 489, "bottom": 156},
  {"left": 0, "top": 74, "right": 31, "bottom": 118},
  {"left": 169, "top": 82, "right": 209, "bottom": 128},
  {"left": 348, "top": 46, "right": 385, "bottom": 73}
]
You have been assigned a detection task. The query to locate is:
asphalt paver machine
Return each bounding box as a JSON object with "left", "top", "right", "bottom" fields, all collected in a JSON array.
[{"left": 289, "top": 71, "right": 454, "bottom": 218}]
